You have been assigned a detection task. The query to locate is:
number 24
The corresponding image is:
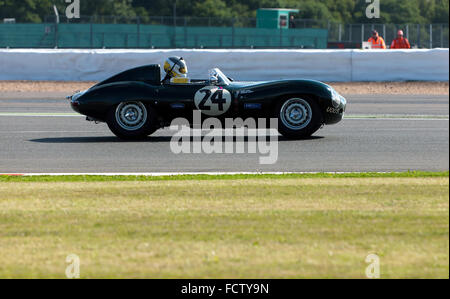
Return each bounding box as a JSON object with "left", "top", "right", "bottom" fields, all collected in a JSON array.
[{"left": 198, "top": 89, "right": 226, "bottom": 111}]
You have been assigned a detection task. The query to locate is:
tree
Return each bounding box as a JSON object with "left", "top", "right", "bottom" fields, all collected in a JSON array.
[
  {"left": 0, "top": 0, "right": 448, "bottom": 24},
  {"left": 0, "top": 0, "right": 54, "bottom": 22}
]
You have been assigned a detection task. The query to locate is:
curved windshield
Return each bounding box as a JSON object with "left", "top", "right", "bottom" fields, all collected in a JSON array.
[{"left": 209, "top": 68, "right": 231, "bottom": 85}]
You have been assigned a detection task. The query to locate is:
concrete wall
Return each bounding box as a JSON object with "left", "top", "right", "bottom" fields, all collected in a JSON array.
[{"left": 0, "top": 48, "right": 448, "bottom": 82}]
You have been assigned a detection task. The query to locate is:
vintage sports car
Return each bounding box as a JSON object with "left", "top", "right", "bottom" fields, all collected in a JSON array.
[{"left": 68, "top": 64, "right": 346, "bottom": 139}]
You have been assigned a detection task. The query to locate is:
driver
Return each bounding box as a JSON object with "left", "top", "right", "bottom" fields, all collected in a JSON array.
[{"left": 162, "top": 56, "right": 190, "bottom": 84}]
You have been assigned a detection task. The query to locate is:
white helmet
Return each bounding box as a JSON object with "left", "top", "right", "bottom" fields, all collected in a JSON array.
[{"left": 163, "top": 56, "right": 188, "bottom": 78}]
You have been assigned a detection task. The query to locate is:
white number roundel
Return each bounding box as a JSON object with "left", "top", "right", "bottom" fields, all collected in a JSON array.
[{"left": 194, "top": 86, "right": 232, "bottom": 116}]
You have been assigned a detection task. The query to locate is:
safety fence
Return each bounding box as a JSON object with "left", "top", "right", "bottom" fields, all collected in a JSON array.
[
  {"left": 0, "top": 49, "right": 447, "bottom": 82},
  {"left": 327, "top": 22, "right": 449, "bottom": 49},
  {"left": 45, "top": 16, "right": 450, "bottom": 48},
  {"left": 0, "top": 23, "right": 327, "bottom": 49},
  {"left": 0, "top": 16, "right": 448, "bottom": 49}
]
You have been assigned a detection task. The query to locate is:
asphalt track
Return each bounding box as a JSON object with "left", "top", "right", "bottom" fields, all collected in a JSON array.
[{"left": 0, "top": 93, "right": 448, "bottom": 173}]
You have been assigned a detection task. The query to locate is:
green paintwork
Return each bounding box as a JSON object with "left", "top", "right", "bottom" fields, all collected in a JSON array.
[{"left": 70, "top": 64, "right": 345, "bottom": 126}]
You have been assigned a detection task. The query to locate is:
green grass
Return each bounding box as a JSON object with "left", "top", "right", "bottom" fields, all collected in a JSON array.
[
  {"left": 0, "top": 174, "right": 448, "bottom": 278},
  {"left": 0, "top": 171, "right": 448, "bottom": 182}
]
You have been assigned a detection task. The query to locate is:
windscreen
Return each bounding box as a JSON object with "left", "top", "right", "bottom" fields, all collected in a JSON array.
[{"left": 209, "top": 68, "right": 231, "bottom": 85}]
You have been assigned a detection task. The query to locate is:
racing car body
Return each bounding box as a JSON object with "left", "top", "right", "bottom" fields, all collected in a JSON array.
[{"left": 69, "top": 64, "right": 346, "bottom": 139}]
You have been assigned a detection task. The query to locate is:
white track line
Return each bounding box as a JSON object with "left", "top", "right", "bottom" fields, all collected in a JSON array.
[
  {"left": 0, "top": 112, "right": 448, "bottom": 120},
  {"left": 0, "top": 112, "right": 81, "bottom": 117},
  {"left": 344, "top": 116, "right": 449, "bottom": 121},
  {"left": 0, "top": 131, "right": 107, "bottom": 133}
]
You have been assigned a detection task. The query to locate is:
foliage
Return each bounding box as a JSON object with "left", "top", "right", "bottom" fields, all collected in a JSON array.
[{"left": 0, "top": 0, "right": 448, "bottom": 24}]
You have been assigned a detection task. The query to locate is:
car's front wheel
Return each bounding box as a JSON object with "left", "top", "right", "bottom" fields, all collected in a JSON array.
[
  {"left": 106, "top": 101, "right": 157, "bottom": 139},
  {"left": 276, "top": 96, "right": 323, "bottom": 139}
]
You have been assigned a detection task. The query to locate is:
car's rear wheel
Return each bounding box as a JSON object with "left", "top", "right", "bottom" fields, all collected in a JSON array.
[
  {"left": 276, "top": 96, "right": 323, "bottom": 139},
  {"left": 107, "top": 101, "right": 157, "bottom": 139}
]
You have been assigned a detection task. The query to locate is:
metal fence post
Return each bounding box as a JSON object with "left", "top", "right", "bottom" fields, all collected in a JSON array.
[
  {"left": 441, "top": 24, "right": 444, "bottom": 48},
  {"left": 280, "top": 27, "right": 282, "bottom": 47},
  {"left": 393, "top": 25, "right": 397, "bottom": 42},
  {"left": 429, "top": 24, "right": 433, "bottom": 48},
  {"left": 90, "top": 16, "right": 94, "bottom": 48},
  {"left": 349, "top": 24, "right": 352, "bottom": 42},
  {"left": 184, "top": 17, "right": 188, "bottom": 48},
  {"left": 173, "top": 17, "right": 177, "bottom": 48},
  {"left": 231, "top": 18, "right": 235, "bottom": 48},
  {"left": 361, "top": 24, "right": 364, "bottom": 42},
  {"left": 137, "top": 17, "right": 140, "bottom": 48},
  {"left": 417, "top": 24, "right": 421, "bottom": 48},
  {"left": 338, "top": 23, "right": 342, "bottom": 41},
  {"left": 54, "top": 17, "right": 58, "bottom": 48}
]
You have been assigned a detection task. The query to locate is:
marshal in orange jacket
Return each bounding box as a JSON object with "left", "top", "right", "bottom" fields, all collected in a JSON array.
[
  {"left": 368, "top": 36, "right": 387, "bottom": 49},
  {"left": 391, "top": 37, "right": 411, "bottom": 49}
]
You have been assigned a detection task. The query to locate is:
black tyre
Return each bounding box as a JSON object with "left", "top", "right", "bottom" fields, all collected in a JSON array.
[
  {"left": 106, "top": 101, "right": 158, "bottom": 140},
  {"left": 275, "top": 96, "right": 323, "bottom": 139}
]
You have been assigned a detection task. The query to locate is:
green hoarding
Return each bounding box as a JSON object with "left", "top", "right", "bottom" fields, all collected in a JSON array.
[{"left": 0, "top": 23, "right": 328, "bottom": 49}]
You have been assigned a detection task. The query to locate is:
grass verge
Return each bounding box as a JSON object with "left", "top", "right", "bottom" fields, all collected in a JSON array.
[
  {"left": 0, "top": 173, "right": 448, "bottom": 278},
  {"left": 0, "top": 171, "right": 448, "bottom": 182}
]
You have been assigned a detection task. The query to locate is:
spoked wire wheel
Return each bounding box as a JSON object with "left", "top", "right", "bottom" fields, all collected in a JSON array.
[
  {"left": 279, "top": 98, "right": 312, "bottom": 131},
  {"left": 115, "top": 102, "right": 148, "bottom": 131},
  {"left": 107, "top": 101, "right": 158, "bottom": 140},
  {"left": 276, "top": 96, "right": 323, "bottom": 139}
]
